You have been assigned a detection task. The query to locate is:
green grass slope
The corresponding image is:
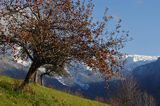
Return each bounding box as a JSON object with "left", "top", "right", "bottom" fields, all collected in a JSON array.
[{"left": 0, "top": 76, "right": 109, "bottom": 106}]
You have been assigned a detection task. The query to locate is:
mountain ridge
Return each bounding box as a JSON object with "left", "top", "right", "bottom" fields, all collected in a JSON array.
[{"left": 0, "top": 54, "right": 158, "bottom": 86}]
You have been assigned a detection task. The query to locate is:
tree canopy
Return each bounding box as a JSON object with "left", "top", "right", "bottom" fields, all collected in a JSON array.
[{"left": 0, "top": 0, "right": 128, "bottom": 88}]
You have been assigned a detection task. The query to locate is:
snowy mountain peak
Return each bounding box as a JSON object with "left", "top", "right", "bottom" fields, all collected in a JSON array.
[
  {"left": 124, "top": 55, "right": 159, "bottom": 72},
  {"left": 0, "top": 54, "right": 159, "bottom": 89},
  {"left": 125, "top": 55, "right": 158, "bottom": 62}
]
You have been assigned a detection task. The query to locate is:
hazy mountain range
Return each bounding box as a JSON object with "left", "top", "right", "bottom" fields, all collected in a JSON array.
[
  {"left": 0, "top": 54, "right": 158, "bottom": 86},
  {"left": 0, "top": 54, "right": 160, "bottom": 101}
]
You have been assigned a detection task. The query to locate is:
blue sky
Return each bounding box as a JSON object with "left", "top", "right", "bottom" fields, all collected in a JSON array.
[{"left": 93, "top": 0, "right": 160, "bottom": 56}]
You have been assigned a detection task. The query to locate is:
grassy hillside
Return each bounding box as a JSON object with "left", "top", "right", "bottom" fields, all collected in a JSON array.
[{"left": 0, "top": 76, "right": 108, "bottom": 106}]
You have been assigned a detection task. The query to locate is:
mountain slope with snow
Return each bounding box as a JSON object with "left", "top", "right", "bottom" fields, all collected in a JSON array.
[
  {"left": 65, "top": 54, "right": 159, "bottom": 85},
  {"left": 0, "top": 54, "right": 159, "bottom": 99},
  {"left": 0, "top": 54, "right": 158, "bottom": 87},
  {"left": 124, "top": 55, "right": 158, "bottom": 72}
]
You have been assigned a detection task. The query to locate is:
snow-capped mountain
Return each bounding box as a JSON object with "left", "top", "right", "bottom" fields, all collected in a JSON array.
[
  {"left": 64, "top": 55, "right": 159, "bottom": 86},
  {"left": 49, "top": 54, "right": 159, "bottom": 88},
  {"left": 124, "top": 55, "right": 158, "bottom": 72},
  {"left": 126, "top": 55, "right": 158, "bottom": 62},
  {"left": 0, "top": 54, "right": 159, "bottom": 88},
  {"left": 0, "top": 54, "right": 159, "bottom": 99},
  {"left": 59, "top": 62, "right": 104, "bottom": 89}
]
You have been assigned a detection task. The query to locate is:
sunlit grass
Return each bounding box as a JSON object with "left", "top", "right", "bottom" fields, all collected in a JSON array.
[{"left": 0, "top": 76, "right": 108, "bottom": 106}]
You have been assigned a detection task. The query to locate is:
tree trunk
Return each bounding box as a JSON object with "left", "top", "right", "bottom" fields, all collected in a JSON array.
[
  {"left": 33, "top": 71, "right": 39, "bottom": 83},
  {"left": 40, "top": 73, "right": 47, "bottom": 86},
  {"left": 19, "top": 61, "right": 40, "bottom": 89},
  {"left": 40, "top": 74, "right": 44, "bottom": 86}
]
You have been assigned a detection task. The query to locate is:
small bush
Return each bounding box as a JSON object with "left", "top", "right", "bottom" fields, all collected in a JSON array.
[{"left": 109, "top": 77, "right": 156, "bottom": 106}]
